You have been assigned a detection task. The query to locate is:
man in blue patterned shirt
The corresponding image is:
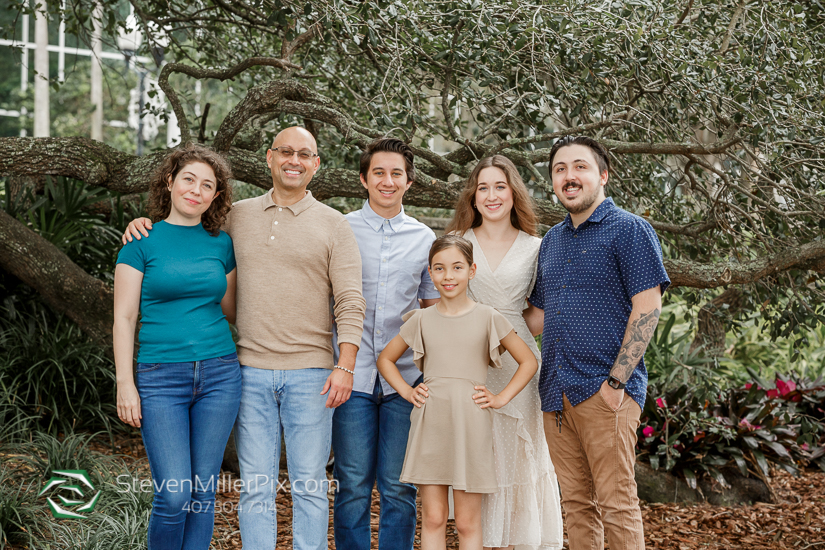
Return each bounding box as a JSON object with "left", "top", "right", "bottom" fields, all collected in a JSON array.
[
  {"left": 332, "top": 138, "right": 440, "bottom": 549},
  {"left": 527, "top": 136, "right": 670, "bottom": 550}
]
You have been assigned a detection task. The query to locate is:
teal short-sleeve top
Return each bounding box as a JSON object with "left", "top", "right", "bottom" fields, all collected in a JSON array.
[{"left": 116, "top": 220, "right": 237, "bottom": 363}]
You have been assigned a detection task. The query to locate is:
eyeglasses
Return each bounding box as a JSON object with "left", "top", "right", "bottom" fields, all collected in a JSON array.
[{"left": 270, "top": 147, "right": 319, "bottom": 161}]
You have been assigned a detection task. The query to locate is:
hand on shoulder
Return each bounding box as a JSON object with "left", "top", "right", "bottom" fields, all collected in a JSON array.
[{"left": 122, "top": 218, "right": 153, "bottom": 244}]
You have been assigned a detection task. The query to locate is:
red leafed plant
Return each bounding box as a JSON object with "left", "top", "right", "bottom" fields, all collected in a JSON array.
[{"left": 638, "top": 372, "right": 825, "bottom": 490}]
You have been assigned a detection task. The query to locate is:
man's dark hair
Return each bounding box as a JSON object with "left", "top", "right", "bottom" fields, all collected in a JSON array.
[
  {"left": 359, "top": 138, "right": 416, "bottom": 183},
  {"left": 548, "top": 135, "right": 610, "bottom": 175}
]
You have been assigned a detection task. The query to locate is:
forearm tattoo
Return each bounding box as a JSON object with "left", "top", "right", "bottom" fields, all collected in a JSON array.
[{"left": 610, "top": 308, "right": 661, "bottom": 383}]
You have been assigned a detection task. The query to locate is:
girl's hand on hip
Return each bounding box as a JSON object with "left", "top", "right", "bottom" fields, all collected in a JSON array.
[
  {"left": 117, "top": 383, "right": 142, "bottom": 428},
  {"left": 406, "top": 383, "right": 429, "bottom": 408},
  {"left": 473, "top": 385, "right": 506, "bottom": 409}
]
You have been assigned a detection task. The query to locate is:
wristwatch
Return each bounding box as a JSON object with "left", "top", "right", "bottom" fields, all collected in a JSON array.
[{"left": 607, "top": 375, "right": 626, "bottom": 390}]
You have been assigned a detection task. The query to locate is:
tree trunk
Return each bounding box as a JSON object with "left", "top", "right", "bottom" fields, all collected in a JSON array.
[
  {"left": 690, "top": 287, "right": 744, "bottom": 356},
  {"left": 6, "top": 175, "right": 45, "bottom": 204},
  {"left": 0, "top": 209, "right": 114, "bottom": 343}
]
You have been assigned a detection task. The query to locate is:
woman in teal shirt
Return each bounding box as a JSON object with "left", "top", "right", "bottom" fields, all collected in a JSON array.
[{"left": 114, "top": 144, "right": 240, "bottom": 550}]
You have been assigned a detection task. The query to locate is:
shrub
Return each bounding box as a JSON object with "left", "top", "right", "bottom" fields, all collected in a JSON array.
[
  {"left": 0, "top": 302, "right": 119, "bottom": 437},
  {"left": 2, "top": 431, "right": 152, "bottom": 550},
  {"left": 638, "top": 373, "right": 825, "bottom": 489},
  {"left": 2, "top": 176, "right": 127, "bottom": 280},
  {"left": 0, "top": 467, "right": 35, "bottom": 550}
]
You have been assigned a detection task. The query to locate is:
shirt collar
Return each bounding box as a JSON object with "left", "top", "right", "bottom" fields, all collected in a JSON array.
[
  {"left": 564, "top": 197, "right": 616, "bottom": 230},
  {"left": 360, "top": 200, "right": 407, "bottom": 233},
  {"left": 262, "top": 189, "right": 316, "bottom": 216}
]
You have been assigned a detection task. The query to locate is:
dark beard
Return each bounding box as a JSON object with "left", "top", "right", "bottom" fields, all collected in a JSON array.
[
  {"left": 560, "top": 185, "right": 598, "bottom": 214},
  {"left": 563, "top": 193, "right": 598, "bottom": 214}
]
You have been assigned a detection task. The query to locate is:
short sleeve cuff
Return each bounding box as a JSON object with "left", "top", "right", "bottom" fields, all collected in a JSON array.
[
  {"left": 628, "top": 276, "right": 670, "bottom": 298},
  {"left": 116, "top": 256, "right": 144, "bottom": 273},
  {"left": 418, "top": 288, "right": 441, "bottom": 300}
]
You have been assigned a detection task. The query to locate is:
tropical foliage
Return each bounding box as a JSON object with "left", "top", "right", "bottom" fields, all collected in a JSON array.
[{"left": 640, "top": 371, "right": 825, "bottom": 487}]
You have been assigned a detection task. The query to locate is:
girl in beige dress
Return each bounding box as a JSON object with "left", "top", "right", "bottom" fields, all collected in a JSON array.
[
  {"left": 446, "top": 156, "right": 564, "bottom": 550},
  {"left": 377, "top": 235, "right": 539, "bottom": 550}
]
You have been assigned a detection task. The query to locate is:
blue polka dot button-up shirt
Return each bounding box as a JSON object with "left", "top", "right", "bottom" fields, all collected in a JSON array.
[{"left": 528, "top": 198, "right": 670, "bottom": 412}]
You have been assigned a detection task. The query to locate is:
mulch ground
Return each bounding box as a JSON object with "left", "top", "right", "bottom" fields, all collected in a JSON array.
[
  {"left": 1, "top": 435, "right": 816, "bottom": 549},
  {"left": 105, "top": 436, "right": 825, "bottom": 550}
]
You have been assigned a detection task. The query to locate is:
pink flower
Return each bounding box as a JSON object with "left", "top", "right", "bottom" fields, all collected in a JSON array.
[
  {"left": 801, "top": 443, "right": 810, "bottom": 451},
  {"left": 656, "top": 397, "right": 666, "bottom": 408},
  {"left": 776, "top": 379, "right": 797, "bottom": 397},
  {"left": 766, "top": 389, "right": 779, "bottom": 399},
  {"left": 643, "top": 426, "right": 654, "bottom": 438}
]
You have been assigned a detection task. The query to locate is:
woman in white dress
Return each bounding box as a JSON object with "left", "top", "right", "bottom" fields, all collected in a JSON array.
[{"left": 445, "top": 155, "right": 563, "bottom": 550}]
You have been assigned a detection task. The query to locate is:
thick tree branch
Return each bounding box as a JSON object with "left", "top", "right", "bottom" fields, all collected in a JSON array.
[
  {"left": 3, "top": 136, "right": 823, "bottom": 292},
  {"left": 212, "top": 79, "right": 373, "bottom": 152},
  {"left": 522, "top": 135, "right": 743, "bottom": 163},
  {"left": 666, "top": 240, "right": 825, "bottom": 288},
  {"left": 0, "top": 137, "right": 164, "bottom": 193},
  {"left": 719, "top": 0, "right": 746, "bottom": 54},
  {"left": 158, "top": 57, "right": 302, "bottom": 145},
  {"left": 648, "top": 219, "right": 718, "bottom": 238},
  {"left": 281, "top": 24, "right": 323, "bottom": 62},
  {"left": 674, "top": 0, "right": 695, "bottom": 26},
  {"left": 0, "top": 209, "right": 114, "bottom": 343}
]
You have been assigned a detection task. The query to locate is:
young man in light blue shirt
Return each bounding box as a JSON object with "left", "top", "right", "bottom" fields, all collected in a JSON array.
[{"left": 332, "top": 138, "right": 440, "bottom": 549}]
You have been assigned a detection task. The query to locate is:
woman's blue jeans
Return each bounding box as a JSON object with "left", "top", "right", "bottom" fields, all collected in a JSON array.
[{"left": 137, "top": 352, "right": 242, "bottom": 550}]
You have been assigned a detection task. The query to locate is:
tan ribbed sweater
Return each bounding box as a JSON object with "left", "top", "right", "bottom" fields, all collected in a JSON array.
[{"left": 225, "top": 190, "right": 365, "bottom": 370}]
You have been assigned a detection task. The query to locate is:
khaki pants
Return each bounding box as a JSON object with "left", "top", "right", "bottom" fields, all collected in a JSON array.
[{"left": 543, "top": 391, "right": 644, "bottom": 550}]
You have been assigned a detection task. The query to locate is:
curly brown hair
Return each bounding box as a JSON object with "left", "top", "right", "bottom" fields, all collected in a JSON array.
[
  {"left": 445, "top": 155, "right": 538, "bottom": 237},
  {"left": 147, "top": 143, "right": 233, "bottom": 236}
]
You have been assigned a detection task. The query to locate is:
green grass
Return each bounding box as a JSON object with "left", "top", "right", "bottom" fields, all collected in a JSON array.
[
  {"left": 0, "top": 302, "right": 119, "bottom": 438},
  {"left": 1, "top": 431, "right": 152, "bottom": 550}
]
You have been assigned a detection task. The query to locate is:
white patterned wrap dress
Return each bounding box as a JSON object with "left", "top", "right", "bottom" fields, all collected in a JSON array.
[{"left": 466, "top": 228, "right": 564, "bottom": 550}]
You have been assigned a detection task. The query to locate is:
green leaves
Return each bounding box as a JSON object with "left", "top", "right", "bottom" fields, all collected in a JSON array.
[
  {"left": 639, "top": 373, "right": 825, "bottom": 487},
  {"left": 0, "top": 301, "right": 118, "bottom": 437},
  {"left": 8, "top": 177, "right": 125, "bottom": 279}
]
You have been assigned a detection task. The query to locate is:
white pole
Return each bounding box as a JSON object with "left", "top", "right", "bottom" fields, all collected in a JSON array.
[
  {"left": 33, "top": 4, "right": 49, "bottom": 137},
  {"left": 20, "top": 2, "right": 28, "bottom": 95},
  {"left": 58, "top": 0, "right": 66, "bottom": 82},
  {"left": 90, "top": 4, "right": 103, "bottom": 141},
  {"left": 167, "top": 108, "right": 180, "bottom": 148}
]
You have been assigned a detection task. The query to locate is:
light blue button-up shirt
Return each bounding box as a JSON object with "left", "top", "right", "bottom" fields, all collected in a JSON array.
[{"left": 333, "top": 200, "right": 440, "bottom": 395}]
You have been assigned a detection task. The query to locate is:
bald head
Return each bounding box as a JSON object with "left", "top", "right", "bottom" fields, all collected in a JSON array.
[
  {"left": 271, "top": 126, "right": 318, "bottom": 153},
  {"left": 266, "top": 125, "right": 321, "bottom": 199}
]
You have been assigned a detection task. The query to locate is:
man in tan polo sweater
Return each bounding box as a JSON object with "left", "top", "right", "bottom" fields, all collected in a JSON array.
[{"left": 123, "top": 127, "right": 366, "bottom": 550}]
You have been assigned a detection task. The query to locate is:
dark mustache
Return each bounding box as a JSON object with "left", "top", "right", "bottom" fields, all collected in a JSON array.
[{"left": 563, "top": 182, "right": 582, "bottom": 190}]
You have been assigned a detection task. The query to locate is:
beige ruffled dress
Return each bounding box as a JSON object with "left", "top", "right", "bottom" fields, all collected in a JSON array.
[{"left": 397, "top": 302, "right": 517, "bottom": 493}]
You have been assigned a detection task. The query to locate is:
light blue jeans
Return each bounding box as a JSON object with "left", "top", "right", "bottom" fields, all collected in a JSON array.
[
  {"left": 234, "top": 366, "right": 333, "bottom": 550},
  {"left": 137, "top": 352, "right": 242, "bottom": 550}
]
